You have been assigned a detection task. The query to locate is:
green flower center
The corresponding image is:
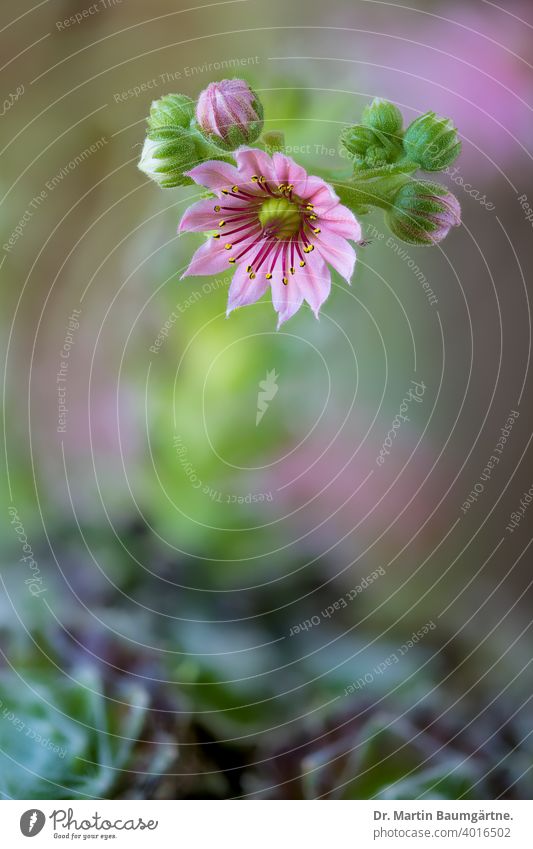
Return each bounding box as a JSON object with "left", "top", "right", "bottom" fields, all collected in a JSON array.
[{"left": 258, "top": 197, "right": 301, "bottom": 239}]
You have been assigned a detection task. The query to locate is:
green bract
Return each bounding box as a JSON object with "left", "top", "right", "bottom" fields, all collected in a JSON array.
[
  {"left": 341, "top": 109, "right": 404, "bottom": 171},
  {"left": 138, "top": 126, "right": 197, "bottom": 188},
  {"left": 361, "top": 97, "right": 403, "bottom": 139},
  {"left": 147, "top": 93, "right": 195, "bottom": 131},
  {"left": 403, "top": 111, "right": 461, "bottom": 171},
  {"left": 341, "top": 125, "right": 400, "bottom": 169}
]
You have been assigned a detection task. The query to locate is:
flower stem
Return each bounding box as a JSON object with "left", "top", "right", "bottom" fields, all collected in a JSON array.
[{"left": 333, "top": 173, "right": 410, "bottom": 213}]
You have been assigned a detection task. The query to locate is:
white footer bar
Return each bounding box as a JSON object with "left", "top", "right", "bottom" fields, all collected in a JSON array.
[{"left": 3, "top": 800, "right": 532, "bottom": 847}]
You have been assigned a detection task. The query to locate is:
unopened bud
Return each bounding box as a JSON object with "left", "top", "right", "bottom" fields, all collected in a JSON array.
[
  {"left": 341, "top": 121, "right": 402, "bottom": 169},
  {"left": 147, "top": 93, "right": 195, "bottom": 131},
  {"left": 403, "top": 111, "right": 461, "bottom": 171},
  {"left": 386, "top": 180, "right": 461, "bottom": 245},
  {"left": 361, "top": 98, "right": 403, "bottom": 140},
  {"left": 196, "top": 79, "right": 264, "bottom": 151},
  {"left": 138, "top": 127, "right": 196, "bottom": 188}
]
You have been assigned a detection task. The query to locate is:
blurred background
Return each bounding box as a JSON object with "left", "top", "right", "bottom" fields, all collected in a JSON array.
[{"left": 1, "top": 0, "right": 533, "bottom": 799}]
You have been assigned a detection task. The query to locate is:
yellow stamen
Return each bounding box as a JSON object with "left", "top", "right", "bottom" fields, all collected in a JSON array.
[
  {"left": 282, "top": 277, "right": 288, "bottom": 285},
  {"left": 232, "top": 185, "right": 239, "bottom": 193},
  {"left": 266, "top": 273, "right": 272, "bottom": 280},
  {"left": 290, "top": 267, "right": 295, "bottom": 274},
  {"left": 213, "top": 234, "right": 220, "bottom": 239},
  {"left": 246, "top": 265, "right": 253, "bottom": 272},
  {"left": 251, "top": 175, "right": 259, "bottom": 182},
  {"left": 249, "top": 272, "right": 256, "bottom": 280},
  {"left": 214, "top": 205, "right": 221, "bottom": 212},
  {"left": 218, "top": 220, "right": 226, "bottom": 227},
  {"left": 313, "top": 228, "right": 321, "bottom": 234},
  {"left": 300, "top": 260, "right": 306, "bottom": 267},
  {"left": 228, "top": 258, "right": 236, "bottom": 263},
  {"left": 225, "top": 243, "right": 232, "bottom": 250}
]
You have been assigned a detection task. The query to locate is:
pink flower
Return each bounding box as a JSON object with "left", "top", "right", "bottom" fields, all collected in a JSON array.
[
  {"left": 179, "top": 148, "right": 361, "bottom": 327},
  {"left": 196, "top": 80, "right": 263, "bottom": 150}
]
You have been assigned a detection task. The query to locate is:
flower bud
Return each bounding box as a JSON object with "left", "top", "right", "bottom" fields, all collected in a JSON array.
[
  {"left": 361, "top": 98, "right": 403, "bottom": 139},
  {"left": 341, "top": 118, "right": 404, "bottom": 170},
  {"left": 147, "top": 93, "right": 195, "bottom": 131},
  {"left": 403, "top": 111, "right": 461, "bottom": 171},
  {"left": 195, "top": 79, "right": 263, "bottom": 150},
  {"left": 138, "top": 126, "right": 196, "bottom": 188},
  {"left": 340, "top": 125, "right": 392, "bottom": 169},
  {"left": 386, "top": 180, "right": 461, "bottom": 245},
  {"left": 341, "top": 125, "right": 378, "bottom": 157}
]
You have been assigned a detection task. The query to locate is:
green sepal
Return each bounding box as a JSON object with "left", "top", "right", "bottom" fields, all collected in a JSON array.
[
  {"left": 147, "top": 94, "right": 195, "bottom": 131},
  {"left": 403, "top": 111, "right": 461, "bottom": 171},
  {"left": 361, "top": 98, "right": 403, "bottom": 138}
]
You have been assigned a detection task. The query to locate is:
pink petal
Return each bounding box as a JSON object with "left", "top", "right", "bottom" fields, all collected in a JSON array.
[
  {"left": 305, "top": 176, "right": 340, "bottom": 213},
  {"left": 178, "top": 198, "right": 221, "bottom": 233},
  {"left": 277, "top": 297, "right": 305, "bottom": 328},
  {"left": 235, "top": 147, "right": 276, "bottom": 182},
  {"left": 211, "top": 94, "right": 237, "bottom": 139},
  {"left": 226, "top": 264, "right": 270, "bottom": 315},
  {"left": 180, "top": 238, "right": 233, "bottom": 278},
  {"left": 200, "top": 88, "right": 221, "bottom": 138},
  {"left": 272, "top": 153, "right": 308, "bottom": 195},
  {"left": 184, "top": 160, "right": 241, "bottom": 191},
  {"left": 313, "top": 229, "right": 356, "bottom": 283},
  {"left": 295, "top": 254, "right": 331, "bottom": 317},
  {"left": 270, "top": 277, "right": 304, "bottom": 328},
  {"left": 320, "top": 204, "right": 362, "bottom": 241}
]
